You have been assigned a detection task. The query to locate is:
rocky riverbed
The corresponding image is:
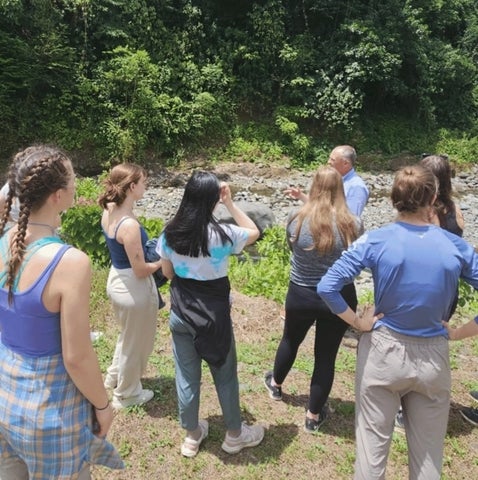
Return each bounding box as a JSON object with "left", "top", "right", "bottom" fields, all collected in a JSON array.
[
  {"left": 136, "top": 161, "right": 478, "bottom": 296},
  {"left": 134, "top": 161, "right": 478, "bottom": 295},
  {"left": 136, "top": 161, "right": 478, "bottom": 245}
]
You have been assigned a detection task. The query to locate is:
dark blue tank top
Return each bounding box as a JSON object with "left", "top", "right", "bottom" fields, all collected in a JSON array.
[
  {"left": 0, "top": 236, "right": 70, "bottom": 357},
  {"left": 102, "top": 217, "right": 149, "bottom": 269}
]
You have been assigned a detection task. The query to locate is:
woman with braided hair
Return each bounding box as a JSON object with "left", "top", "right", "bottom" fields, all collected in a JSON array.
[{"left": 0, "top": 146, "right": 123, "bottom": 479}]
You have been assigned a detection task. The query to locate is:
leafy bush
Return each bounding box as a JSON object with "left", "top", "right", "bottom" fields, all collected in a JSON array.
[
  {"left": 229, "top": 226, "right": 290, "bottom": 303},
  {"left": 60, "top": 177, "right": 164, "bottom": 266},
  {"left": 61, "top": 203, "right": 108, "bottom": 266}
]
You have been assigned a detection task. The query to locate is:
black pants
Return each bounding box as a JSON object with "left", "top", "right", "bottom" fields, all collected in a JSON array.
[{"left": 273, "top": 281, "right": 357, "bottom": 415}]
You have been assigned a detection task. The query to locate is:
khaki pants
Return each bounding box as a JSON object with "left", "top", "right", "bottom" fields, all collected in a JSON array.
[
  {"left": 354, "top": 327, "right": 450, "bottom": 480},
  {"left": 0, "top": 456, "right": 90, "bottom": 479},
  {"left": 106, "top": 267, "right": 158, "bottom": 399}
]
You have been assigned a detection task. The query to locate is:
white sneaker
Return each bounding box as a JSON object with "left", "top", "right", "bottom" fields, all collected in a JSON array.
[
  {"left": 111, "top": 389, "right": 154, "bottom": 409},
  {"left": 104, "top": 374, "right": 117, "bottom": 390},
  {"left": 221, "top": 423, "right": 265, "bottom": 454},
  {"left": 181, "top": 420, "right": 209, "bottom": 458}
]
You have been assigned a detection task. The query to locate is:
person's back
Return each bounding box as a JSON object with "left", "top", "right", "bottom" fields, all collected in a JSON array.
[
  {"left": 0, "top": 145, "right": 123, "bottom": 479},
  {"left": 159, "top": 171, "right": 264, "bottom": 457},
  {"left": 317, "top": 165, "right": 478, "bottom": 480},
  {"left": 350, "top": 222, "right": 471, "bottom": 336}
]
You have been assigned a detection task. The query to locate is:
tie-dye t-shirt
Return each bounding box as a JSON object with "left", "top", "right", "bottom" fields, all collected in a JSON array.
[{"left": 157, "top": 224, "right": 249, "bottom": 280}]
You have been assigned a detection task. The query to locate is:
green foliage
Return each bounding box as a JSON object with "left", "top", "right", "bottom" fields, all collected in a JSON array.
[
  {"left": 61, "top": 203, "right": 108, "bottom": 266},
  {"left": 1, "top": 0, "right": 478, "bottom": 163},
  {"left": 59, "top": 175, "right": 164, "bottom": 266},
  {"left": 435, "top": 130, "right": 478, "bottom": 164},
  {"left": 457, "top": 279, "right": 478, "bottom": 313},
  {"left": 137, "top": 216, "right": 164, "bottom": 239},
  {"left": 229, "top": 226, "right": 290, "bottom": 303}
]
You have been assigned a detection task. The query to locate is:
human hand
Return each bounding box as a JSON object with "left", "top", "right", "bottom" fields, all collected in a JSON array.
[
  {"left": 220, "top": 182, "right": 233, "bottom": 207},
  {"left": 93, "top": 404, "right": 114, "bottom": 438},
  {"left": 354, "top": 305, "right": 383, "bottom": 332},
  {"left": 442, "top": 321, "right": 460, "bottom": 341},
  {"left": 284, "top": 186, "right": 303, "bottom": 200}
]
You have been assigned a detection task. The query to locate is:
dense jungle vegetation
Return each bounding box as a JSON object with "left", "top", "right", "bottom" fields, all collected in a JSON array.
[{"left": 1, "top": 0, "right": 478, "bottom": 169}]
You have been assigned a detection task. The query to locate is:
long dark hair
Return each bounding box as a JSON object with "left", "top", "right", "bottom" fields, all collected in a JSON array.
[
  {"left": 0, "top": 145, "right": 72, "bottom": 303},
  {"left": 164, "top": 171, "right": 232, "bottom": 257},
  {"left": 420, "top": 155, "right": 455, "bottom": 227}
]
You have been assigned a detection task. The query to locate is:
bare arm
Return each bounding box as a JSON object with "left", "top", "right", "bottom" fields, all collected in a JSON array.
[
  {"left": 335, "top": 304, "right": 382, "bottom": 332},
  {"left": 443, "top": 317, "right": 478, "bottom": 341},
  {"left": 220, "top": 183, "right": 260, "bottom": 245},
  {"left": 58, "top": 249, "right": 113, "bottom": 437},
  {"left": 161, "top": 258, "right": 174, "bottom": 279},
  {"left": 455, "top": 203, "right": 465, "bottom": 232},
  {"left": 118, "top": 219, "right": 161, "bottom": 278}
]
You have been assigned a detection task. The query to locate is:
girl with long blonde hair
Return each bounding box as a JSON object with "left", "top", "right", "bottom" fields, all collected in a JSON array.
[{"left": 264, "top": 165, "right": 362, "bottom": 432}]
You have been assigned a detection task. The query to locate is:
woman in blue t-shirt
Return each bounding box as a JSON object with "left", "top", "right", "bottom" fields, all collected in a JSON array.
[{"left": 317, "top": 165, "right": 478, "bottom": 480}]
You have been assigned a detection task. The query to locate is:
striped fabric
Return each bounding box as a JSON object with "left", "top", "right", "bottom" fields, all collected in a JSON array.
[{"left": 0, "top": 342, "right": 124, "bottom": 479}]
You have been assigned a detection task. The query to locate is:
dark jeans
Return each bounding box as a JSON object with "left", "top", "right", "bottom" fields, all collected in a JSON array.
[{"left": 273, "top": 281, "right": 357, "bottom": 415}]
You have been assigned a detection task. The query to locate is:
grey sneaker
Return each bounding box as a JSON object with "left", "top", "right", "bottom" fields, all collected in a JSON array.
[
  {"left": 264, "top": 371, "right": 282, "bottom": 400},
  {"left": 111, "top": 388, "right": 154, "bottom": 409},
  {"left": 461, "top": 407, "right": 478, "bottom": 427},
  {"left": 469, "top": 390, "right": 478, "bottom": 402},
  {"left": 221, "top": 423, "right": 265, "bottom": 454}
]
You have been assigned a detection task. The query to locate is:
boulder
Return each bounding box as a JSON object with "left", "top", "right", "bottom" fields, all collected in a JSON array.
[{"left": 214, "top": 201, "right": 276, "bottom": 233}]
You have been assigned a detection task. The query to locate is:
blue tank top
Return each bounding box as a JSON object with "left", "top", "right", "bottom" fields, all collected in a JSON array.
[
  {"left": 103, "top": 216, "right": 149, "bottom": 269},
  {"left": 0, "top": 236, "right": 71, "bottom": 357}
]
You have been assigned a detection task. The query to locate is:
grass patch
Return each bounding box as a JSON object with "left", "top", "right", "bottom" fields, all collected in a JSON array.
[{"left": 89, "top": 267, "right": 478, "bottom": 480}]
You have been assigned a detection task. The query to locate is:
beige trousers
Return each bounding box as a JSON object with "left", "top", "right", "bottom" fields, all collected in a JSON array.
[
  {"left": 106, "top": 267, "right": 158, "bottom": 399},
  {"left": 354, "top": 327, "right": 450, "bottom": 480}
]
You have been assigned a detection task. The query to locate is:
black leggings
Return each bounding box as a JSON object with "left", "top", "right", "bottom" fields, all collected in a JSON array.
[{"left": 273, "top": 281, "right": 357, "bottom": 415}]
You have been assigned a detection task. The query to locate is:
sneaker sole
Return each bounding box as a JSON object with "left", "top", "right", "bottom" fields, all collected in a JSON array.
[
  {"left": 460, "top": 409, "right": 478, "bottom": 427},
  {"left": 263, "top": 377, "right": 282, "bottom": 401},
  {"left": 469, "top": 391, "right": 478, "bottom": 403},
  {"left": 111, "top": 391, "right": 154, "bottom": 409}
]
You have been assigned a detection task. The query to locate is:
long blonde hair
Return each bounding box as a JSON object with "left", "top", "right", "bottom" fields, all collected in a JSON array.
[{"left": 289, "top": 166, "right": 359, "bottom": 254}]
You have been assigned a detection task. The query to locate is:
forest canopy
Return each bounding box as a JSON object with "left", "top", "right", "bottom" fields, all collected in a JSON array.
[{"left": 1, "top": 0, "right": 477, "bottom": 167}]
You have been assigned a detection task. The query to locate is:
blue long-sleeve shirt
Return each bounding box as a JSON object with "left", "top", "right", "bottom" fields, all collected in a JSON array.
[
  {"left": 343, "top": 168, "right": 369, "bottom": 217},
  {"left": 317, "top": 222, "right": 478, "bottom": 337}
]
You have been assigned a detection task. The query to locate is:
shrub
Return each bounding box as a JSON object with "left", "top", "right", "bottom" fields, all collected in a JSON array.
[{"left": 229, "top": 225, "right": 290, "bottom": 303}]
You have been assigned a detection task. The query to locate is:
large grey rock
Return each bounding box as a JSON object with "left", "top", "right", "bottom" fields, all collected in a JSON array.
[{"left": 214, "top": 201, "right": 276, "bottom": 233}]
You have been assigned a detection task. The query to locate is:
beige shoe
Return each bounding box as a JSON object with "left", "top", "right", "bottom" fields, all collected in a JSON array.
[
  {"left": 181, "top": 420, "right": 209, "bottom": 458},
  {"left": 111, "top": 389, "right": 154, "bottom": 409}
]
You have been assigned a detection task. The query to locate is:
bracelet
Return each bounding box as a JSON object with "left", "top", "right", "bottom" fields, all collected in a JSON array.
[{"left": 94, "top": 400, "right": 110, "bottom": 411}]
